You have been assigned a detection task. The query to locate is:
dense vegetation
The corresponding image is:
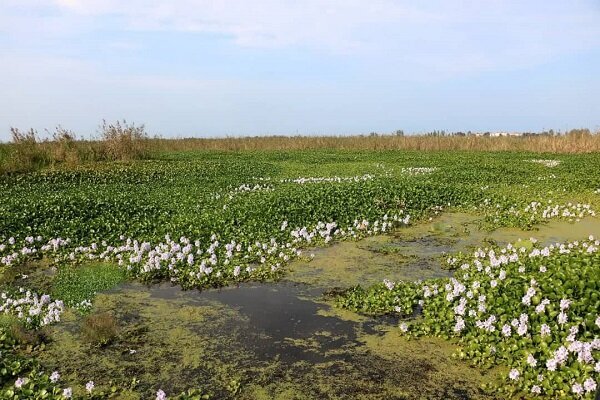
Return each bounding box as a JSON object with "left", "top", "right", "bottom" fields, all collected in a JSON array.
[{"left": 1, "top": 149, "right": 599, "bottom": 398}]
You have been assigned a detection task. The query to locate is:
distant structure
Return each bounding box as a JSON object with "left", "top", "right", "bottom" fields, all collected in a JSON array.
[{"left": 489, "top": 132, "right": 523, "bottom": 137}]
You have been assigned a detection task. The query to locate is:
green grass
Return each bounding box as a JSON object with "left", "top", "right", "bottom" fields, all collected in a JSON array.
[{"left": 51, "top": 262, "right": 126, "bottom": 306}]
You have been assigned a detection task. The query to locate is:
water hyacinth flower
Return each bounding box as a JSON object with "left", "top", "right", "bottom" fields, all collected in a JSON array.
[
  {"left": 508, "top": 369, "right": 520, "bottom": 380},
  {"left": 540, "top": 324, "right": 551, "bottom": 337},
  {"left": 383, "top": 279, "right": 395, "bottom": 291},
  {"left": 558, "top": 311, "right": 568, "bottom": 325},
  {"left": 63, "top": 387, "right": 72, "bottom": 398},
  {"left": 86, "top": 381, "right": 95, "bottom": 393},
  {"left": 50, "top": 371, "right": 60, "bottom": 383},
  {"left": 583, "top": 378, "right": 597, "bottom": 393},
  {"left": 15, "top": 377, "right": 28, "bottom": 388},
  {"left": 156, "top": 389, "right": 167, "bottom": 400},
  {"left": 453, "top": 317, "right": 465, "bottom": 332}
]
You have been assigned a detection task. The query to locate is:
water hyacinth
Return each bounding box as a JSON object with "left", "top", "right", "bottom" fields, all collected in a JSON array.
[
  {"left": 2, "top": 151, "right": 600, "bottom": 399},
  {"left": 1, "top": 213, "right": 410, "bottom": 292},
  {"left": 529, "top": 159, "right": 561, "bottom": 168},
  {"left": 0, "top": 289, "right": 64, "bottom": 328},
  {"left": 336, "top": 237, "right": 600, "bottom": 398}
]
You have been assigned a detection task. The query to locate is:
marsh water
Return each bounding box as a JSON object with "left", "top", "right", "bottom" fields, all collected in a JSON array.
[{"left": 38, "top": 214, "right": 600, "bottom": 399}]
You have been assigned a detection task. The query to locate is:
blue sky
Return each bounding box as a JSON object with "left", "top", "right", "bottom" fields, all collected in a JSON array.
[{"left": 1, "top": 1, "right": 599, "bottom": 140}]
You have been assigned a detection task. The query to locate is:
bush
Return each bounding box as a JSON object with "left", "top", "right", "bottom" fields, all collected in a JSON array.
[
  {"left": 48, "top": 125, "right": 82, "bottom": 167},
  {"left": 82, "top": 312, "right": 118, "bottom": 346},
  {"left": 99, "top": 119, "right": 150, "bottom": 161},
  {"left": 2, "top": 128, "right": 51, "bottom": 173}
]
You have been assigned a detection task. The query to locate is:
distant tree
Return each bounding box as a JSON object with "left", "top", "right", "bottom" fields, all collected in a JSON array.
[
  {"left": 395, "top": 129, "right": 404, "bottom": 136},
  {"left": 567, "top": 128, "right": 591, "bottom": 138}
]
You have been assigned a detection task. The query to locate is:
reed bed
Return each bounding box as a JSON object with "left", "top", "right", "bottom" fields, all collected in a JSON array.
[
  {"left": 146, "top": 134, "right": 600, "bottom": 153},
  {"left": 1, "top": 128, "right": 598, "bottom": 174}
]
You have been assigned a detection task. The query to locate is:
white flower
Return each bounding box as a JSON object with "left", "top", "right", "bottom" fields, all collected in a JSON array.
[
  {"left": 531, "top": 385, "right": 541, "bottom": 394},
  {"left": 558, "top": 311, "right": 568, "bottom": 325},
  {"left": 527, "top": 354, "right": 537, "bottom": 367},
  {"left": 86, "top": 381, "right": 95, "bottom": 393},
  {"left": 572, "top": 383, "right": 583, "bottom": 395},
  {"left": 508, "top": 369, "right": 520, "bottom": 380},
  {"left": 560, "top": 298, "right": 571, "bottom": 310},
  {"left": 50, "top": 371, "right": 60, "bottom": 383},
  {"left": 383, "top": 279, "right": 395, "bottom": 290},
  {"left": 540, "top": 324, "right": 551, "bottom": 336},
  {"left": 156, "top": 389, "right": 167, "bottom": 400},
  {"left": 63, "top": 388, "right": 72, "bottom": 398},
  {"left": 15, "top": 377, "right": 28, "bottom": 388},
  {"left": 454, "top": 317, "right": 465, "bottom": 332},
  {"left": 582, "top": 378, "right": 597, "bottom": 393},
  {"left": 399, "top": 322, "right": 409, "bottom": 332}
]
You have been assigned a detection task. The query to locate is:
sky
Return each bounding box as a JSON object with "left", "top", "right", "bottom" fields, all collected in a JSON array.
[{"left": 0, "top": 0, "right": 599, "bottom": 140}]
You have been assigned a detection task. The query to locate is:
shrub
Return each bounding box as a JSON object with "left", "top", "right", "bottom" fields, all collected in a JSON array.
[
  {"left": 99, "top": 119, "right": 150, "bottom": 161},
  {"left": 82, "top": 312, "right": 118, "bottom": 346},
  {"left": 48, "top": 125, "right": 82, "bottom": 167},
  {"left": 2, "top": 128, "right": 51, "bottom": 173}
]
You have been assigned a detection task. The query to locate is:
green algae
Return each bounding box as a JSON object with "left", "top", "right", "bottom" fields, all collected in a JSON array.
[
  {"left": 35, "top": 281, "right": 499, "bottom": 399},
  {"left": 0, "top": 258, "right": 55, "bottom": 294},
  {"left": 37, "top": 284, "right": 247, "bottom": 398},
  {"left": 285, "top": 213, "right": 600, "bottom": 288},
  {"left": 357, "top": 325, "right": 501, "bottom": 394}
]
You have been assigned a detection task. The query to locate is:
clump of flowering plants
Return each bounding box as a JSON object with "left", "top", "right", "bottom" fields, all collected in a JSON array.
[{"left": 335, "top": 237, "right": 600, "bottom": 398}]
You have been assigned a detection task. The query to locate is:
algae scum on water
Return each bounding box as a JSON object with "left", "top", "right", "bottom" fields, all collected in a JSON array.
[{"left": 34, "top": 214, "right": 599, "bottom": 399}]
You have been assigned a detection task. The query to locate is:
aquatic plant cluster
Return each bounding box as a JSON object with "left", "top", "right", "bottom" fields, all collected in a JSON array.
[
  {"left": 0, "top": 150, "right": 599, "bottom": 398},
  {"left": 481, "top": 200, "right": 596, "bottom": 229},
  {"left": 336, "top": 238, "right": 600, "bottom": 398}
]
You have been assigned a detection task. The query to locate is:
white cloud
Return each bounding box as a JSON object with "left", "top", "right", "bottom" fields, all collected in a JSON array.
[{"left": 0, "top": 0, "right": 593, "bottom": 74}]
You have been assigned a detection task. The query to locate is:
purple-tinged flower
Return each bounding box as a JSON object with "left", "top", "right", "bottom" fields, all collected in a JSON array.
[
  {"left": 156, "top": 389, "right": 167, "bottom": 400},
  {"left": 531, "top": 385, "right": 541, "bottom": 394},
  {"left": 383, "top": 279, "right": 395, "bottom": 290},
  {"left": 540, "top": 324, "right": 551, "bottom": 337},
  {"left": 558, "top": 311, "right": 568, "bottom": 325},
  {"left": 572, "top": 383, "right": 583, "bottom": 395},
  {"left": 508, "top": 369, "right": 520, "bottom": 380},
  {"left": 583, "top": 378, "right": 597, "bottom": 393},
  {"left": 63, "top": 387, "right": 72, "bottom": 398},
  {"left": 86, "top": 381, "right": 95, "bottom": 393},
  {"left": 50, "top": 371, "right": 60, "bottom": 383},
  {"left": 15, "top": 377, "right": 28, "bottom": 388}
]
